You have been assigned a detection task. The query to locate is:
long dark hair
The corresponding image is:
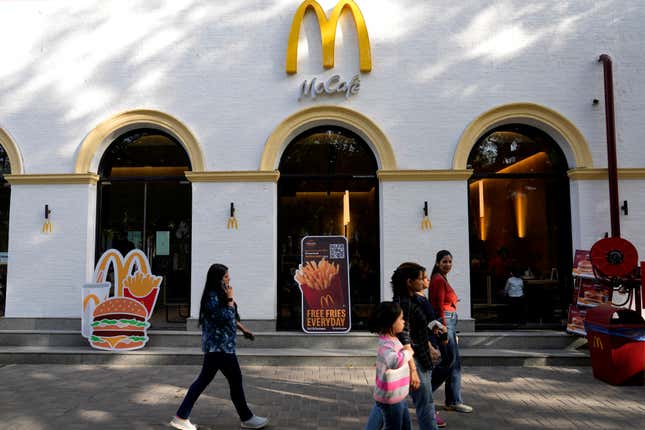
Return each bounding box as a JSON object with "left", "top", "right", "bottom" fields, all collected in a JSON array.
[
  {"left": 199, "top": 263, "right": 228, "bottom": 327},
  {"left": 391, "top": 262, "right": 426, "bottom": 298},
  {"left": 431, "top": 250, "right": 453, "bottom": 278}
]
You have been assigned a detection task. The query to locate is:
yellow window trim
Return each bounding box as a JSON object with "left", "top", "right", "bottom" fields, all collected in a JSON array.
[
  {"left": 5, "top": 173, "right": 100, "bottom": 185},
  {"left": 185, "top": 171, "right": 280, "bottom": 183},
  {"left": 454, "top": 102, "right": 593, "bottom": 170},
  {"left": 377, "top": 169, "right": 473, "bottom": 181},
  {"left": 261, "top": 105, "right": 395, "bottom": 171},
  {"left": 75, "top": 109, "right": 205, "bottom": 174},
  {"left": 568, "top": 168, "right": 645, "bottom": 180},
  {"left": 0, "top": 128, "right": 24, "bottom": 174}
]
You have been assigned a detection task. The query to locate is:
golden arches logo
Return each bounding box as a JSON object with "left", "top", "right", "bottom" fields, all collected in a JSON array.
[
  {"left": 94, "top": 249, "right": 151, "bottom": 297},
  {"left": 591, "top": 335, "right": 604, "bottom": 350},
  {"left": 320, "top": 294, "right": 335, "bottom": 307},
  {"left": 286, "top": 0, "right": 371, "bottom": 74},
  {"left": 82, "top": 294, "right": 100, "bottom": 312}
]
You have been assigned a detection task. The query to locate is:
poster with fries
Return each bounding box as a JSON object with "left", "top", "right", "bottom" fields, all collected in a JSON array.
[
  {"left": 295, "top": 236, "right": 351, "bottom": 333},
  {"left": 82, "top": 249, "right": 162, "bottom": 351}
]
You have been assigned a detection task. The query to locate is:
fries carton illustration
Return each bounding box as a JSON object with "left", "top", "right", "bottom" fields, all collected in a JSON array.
[
  {"left": 82, "top": 249, "right": 162, "bottom": 351},
  {"left": 295, "top": 258, "right": 346, "bottom": 309}
]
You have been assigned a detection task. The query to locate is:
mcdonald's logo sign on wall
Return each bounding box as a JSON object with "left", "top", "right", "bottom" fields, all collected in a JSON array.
[{"left": 286, "top": 0, "right": 372, "bottom": 74}]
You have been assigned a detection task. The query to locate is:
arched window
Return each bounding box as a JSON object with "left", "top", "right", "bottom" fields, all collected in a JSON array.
[
  {"left": 277, "top": 126, "right": 380, "bottom": 330},
  {"left": 467, "top": 124, "right": 572, "bottom": 329},
  {"left": 467, "top": 126, "right": 568, "bottom": 173},
  {"left": 97, "top": 129, "right": 192, "bottom": 324},
  {"left": 99, "top": 129, "right": 190, "bottom": 178}
]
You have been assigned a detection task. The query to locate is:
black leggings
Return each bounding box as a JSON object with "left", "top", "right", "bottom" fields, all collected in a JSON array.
[{"left": 176, "top": 352, "right": 253, "bottom": 421}]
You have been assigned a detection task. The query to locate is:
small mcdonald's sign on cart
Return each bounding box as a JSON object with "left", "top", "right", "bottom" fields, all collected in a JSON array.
[{"left": 295, "top": 236, "right": 351, "bottom": 333}]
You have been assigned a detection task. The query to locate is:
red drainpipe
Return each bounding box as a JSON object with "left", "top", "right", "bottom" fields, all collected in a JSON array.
[{"left": 599, "top": 54, "right": 620, "bottom": 237}]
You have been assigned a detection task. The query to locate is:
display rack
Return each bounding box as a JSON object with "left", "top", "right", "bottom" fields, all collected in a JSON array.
[{"left": 567, "top": 250, "right": 613, "bottom": 336}]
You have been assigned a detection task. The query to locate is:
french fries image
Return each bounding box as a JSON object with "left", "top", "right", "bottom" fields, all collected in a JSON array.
[
  {"left": 295, "top": 258, "right": 342, "bottom": 308},
  {"left": 295, "top": 258, "right": 339, "bottom": 291},
  {"left": 122, "top": 272, "right": 162, "bottom": 297}
]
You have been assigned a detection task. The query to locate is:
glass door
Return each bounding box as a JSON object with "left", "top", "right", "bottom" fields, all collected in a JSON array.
[
  {"left": 276, "top": 126, "right": 380, "bottom": 331},
  {"left": 466, "top": 124, "right": 572, "bottom": 329},
  {"left": 97, "top": 180, "right": 191, "bottom": 325}
]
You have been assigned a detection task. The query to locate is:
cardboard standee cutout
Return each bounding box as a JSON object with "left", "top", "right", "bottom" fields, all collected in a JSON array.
[
  {"left": 81, "top": 282, "right": 110, "bottom": 338},
  {"left": 82, "top": 249, "right": 162, "bottom": 351}
]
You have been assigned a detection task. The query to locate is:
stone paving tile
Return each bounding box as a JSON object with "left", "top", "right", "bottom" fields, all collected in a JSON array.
[{"left": 0, "top": 364, "right": 643, "bottom": 429}]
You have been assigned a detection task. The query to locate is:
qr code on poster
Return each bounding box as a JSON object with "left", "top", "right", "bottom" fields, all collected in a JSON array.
[{"left": 329, "top": 243, "right": 345, "bottom": 259}]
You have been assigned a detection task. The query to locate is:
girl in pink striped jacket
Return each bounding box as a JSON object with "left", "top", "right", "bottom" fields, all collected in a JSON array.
[{"left": 365, "top": 302, "right": 414, "bottom": 430}]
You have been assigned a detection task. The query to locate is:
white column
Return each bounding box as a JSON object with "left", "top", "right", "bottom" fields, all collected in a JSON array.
[
  {"left": 5, "top": 183, "right": 96, "bottom": 317},
  {"left": 190, "top": 181, "right": 277, "bottom": 320}
]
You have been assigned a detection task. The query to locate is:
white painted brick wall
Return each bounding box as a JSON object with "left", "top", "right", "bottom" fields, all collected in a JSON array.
[
  {"left": 571, "top": 179, "right": 645, "bottom": 256},
  {"left": 5, "top": 184, "right": 95, "bottom": 317},
  {"left": 381, "top": 181, "right": 471, "bottom": 319},
  {"left": 1, "top": 1, "right": 644, "bottom": 173},
  {"left": 1, "top": 1, "right": 645, "bottom": 319},
  {"left": 191, "top": 182, "right": 277, "bottom": 320}
]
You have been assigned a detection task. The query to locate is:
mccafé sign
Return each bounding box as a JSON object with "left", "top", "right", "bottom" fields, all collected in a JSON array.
[{"left": 286, "top": 0, "right": 371, "bottom": 99}]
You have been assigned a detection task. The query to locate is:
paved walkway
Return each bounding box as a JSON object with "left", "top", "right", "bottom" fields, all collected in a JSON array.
[{"left": 1, "top": 364, "right": 643, "bottom": 429}]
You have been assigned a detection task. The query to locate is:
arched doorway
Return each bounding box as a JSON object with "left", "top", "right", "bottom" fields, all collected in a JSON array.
[
  {"left": 277, "top": 126, "right": 380, "bottom": 330},
  {"left": 96, "top": 128, "right": 192, "bottom": 325},
  {"left": 0, "top": 145, "right": 10, "bottom": 316},
  {"left": 467, "top": 124, "right": 573, "bottom": 329}
]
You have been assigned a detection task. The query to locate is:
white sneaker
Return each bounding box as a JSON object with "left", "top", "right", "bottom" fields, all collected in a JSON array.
[
  {"left": 170, "top": 416, "right": 197, "bottom": 430},
  {"left": 445, "top": 403, "right": 473, "bottom": 413},
  {"left": 241, "top": 415, "right": 269, "bottom": 429}
]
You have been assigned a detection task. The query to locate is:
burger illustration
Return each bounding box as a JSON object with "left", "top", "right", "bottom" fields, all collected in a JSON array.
[
  {"left": 90, "top": 297, "right": 150, "bottom": 351},
  {"left": 575, "top": 259, "right": 593, "bottom": 275},
  {"left": 582, "top": 288, "right": 607, "bottom": 305}
]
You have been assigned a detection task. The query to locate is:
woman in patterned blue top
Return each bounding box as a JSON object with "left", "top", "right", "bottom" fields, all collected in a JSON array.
[{"left": 171, "top": 264, "right": 269, "bottom": 430}]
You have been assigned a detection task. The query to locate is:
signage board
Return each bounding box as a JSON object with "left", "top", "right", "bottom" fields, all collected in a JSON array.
[
  {"left": 82, "top": 249, "right": 162, "bottom": 351},
  {"left": 295, "top": 235, "right": 351, "bottom": 333},
  {"left": 286, "top": 0, "right": 371, "bottom": 74}
]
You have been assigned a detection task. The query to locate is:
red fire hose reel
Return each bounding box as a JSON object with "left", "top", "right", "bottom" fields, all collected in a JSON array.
[
  {"left": 591, "top": 237, "right": 638, "bottom": 278},
  {"left": 590, "top": 237, "right": 643, "bottom": 311}
]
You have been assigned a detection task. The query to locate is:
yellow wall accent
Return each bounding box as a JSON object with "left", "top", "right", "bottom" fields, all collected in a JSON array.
[
  {"left": 377, "top": 169, "right": 473, "bottom": 181},
  {"left": 5, "top": 173, "right": 99, "bottom": 185},
  {"left": 568, "top": 168, "right": 645, "bottom": 180},
  {"left": 454, "top": 103, "right": 593, "bottom": 170},
  {"left": 286, "top": 0, "right": 371, "bottom": 74},
  {"left": 75, "top": 109, "right": 205, "bottom": 174},
  {"left": 186, "top": 171, "right": 280, "bottom": 182},
  {"left": 261, "top": 105, "right": 395, "bottom": 170},
  {"left": 0, "top": 128, "right": 24, "bottom": 174}
]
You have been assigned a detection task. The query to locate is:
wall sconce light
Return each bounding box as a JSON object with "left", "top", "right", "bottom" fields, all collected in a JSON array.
[
  {"left": 478, "top": 181, "right": 486, "bottom": 241},
  {"left": 514, "top": 192, "right": 527, "bottom": 238},
  {"left": 42, "top": 204, "right": 53, "bottom": 233},
  {"left": 421, "top": 201, "right": 432, "bottom": 230},
  {"left": 343, "top": 190, "right": 350, "bottom": 237},
  {"left": 227, "top": 202, "right": 238, "bottom": 229},
  {"left": 621, "top": 200, "right": 628, "bottom": 216}
]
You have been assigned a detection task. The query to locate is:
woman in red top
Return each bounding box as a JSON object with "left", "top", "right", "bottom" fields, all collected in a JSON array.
[{"left": 429, "top": 250, "right": 473, "bottom": 414}]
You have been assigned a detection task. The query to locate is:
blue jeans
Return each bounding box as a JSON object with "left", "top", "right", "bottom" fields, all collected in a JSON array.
[
  {"left": 365, "top": 401, "right": 411, "bottom": 430},
  {"left": 431, "top": 311, "right": 463, "bottom": 406},
  {"left": 366, "top": 358, "right": 438, "bottom": 430}
]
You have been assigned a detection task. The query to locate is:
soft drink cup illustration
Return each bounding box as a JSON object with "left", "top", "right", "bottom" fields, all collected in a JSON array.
[{"left": 81, "top": 282, "right": 111, "bottom": 338}]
